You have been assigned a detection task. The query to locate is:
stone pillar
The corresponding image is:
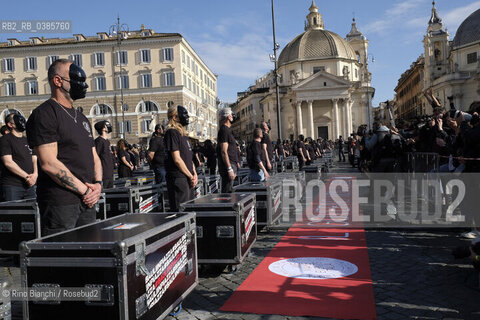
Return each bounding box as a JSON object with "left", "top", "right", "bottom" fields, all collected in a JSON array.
[
  {"left": 296, "top": 101, "right": 303, "bottom": 136},
  {"left": 307, "top": 100, "right": 314, "bottom": 139},
  {"left": 332, "top": 98, "right": 339, "bottom": 139},
  {"left": 347, "top": 98, "right": 353, "bottom": 135},
  {"left": 343, "top": 99, "right": 352, "bottom": 137}
]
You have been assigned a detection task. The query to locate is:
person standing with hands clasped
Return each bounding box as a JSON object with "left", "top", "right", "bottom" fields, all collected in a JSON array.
[
  {"left": 26, "top": 59, "right": 102, "bottom": 236},
  {"left": 164, "top": 105, "right": 197, "bottom": 212},
  {"left": 217, "top": 108, "right": 238, "bottom": 193},
  {"left": 94, "top": 120, "right": 114, "bottom": 188},
  {"left": 0, "top": 113, "right": 37, "bottom": 201}
]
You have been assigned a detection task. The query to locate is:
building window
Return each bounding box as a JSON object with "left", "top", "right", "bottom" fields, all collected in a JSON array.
[
  {"left": 26, "top": 80, "right": 38, "bottom": 95},
  {"left": 141, "top": 101, "right": 157, "bottom": 112},
  {"left": 95, "top": 104, "right": 111, "bottom": 115},
  {"left": 70, "top": 54, "right": 82, "bottom": 67},
  {"left": 116, "top": 50, "right": 128, "bottom": 65},
  {"left": 161, "top": 48, "right": 174, "bottom": 62},
  {"left": 117, "top": 74, "right": 129, "bottom": 89},
  {"left": 188, "top": 78, "right": 191, "bottom": 90},
  {"left": 183, "top": 74, "right": 187, "bottom": 86},
  {"left": 95, "top": 76, "right": 106, "bottom": 91},
  {"left": 47, "top": 55, "right": 58, "bottom": 68},
  {"left": 313, "top": 66, "right": 325, "bottom": 74},
  {"left": 467, "top": 52, "right": 478, "bottom": 64},
  {"left": 2, "top": 58, "right": 14, "bottom": 72},
  {"left": 163, "top": 72, "right": 175, "bottom": 86},
  {"left": 140, "top": 73, "right": 152, "bottom": 88},
  {"left": 119, "top": 120, "right": 132, "bottom": 134},
  {"left": 141, "top": 119, "right": 152, "bottom": 132},
  {"left": 25, "top": 57, "right": 37, "bottom": 71},
  {"left": 139, "top": 49, "right": 151, "bottom": 64},
  {"left": 181, "top": 50, "right": 185, "bottom": 64},
  {"left": 187, "top": 56, "right": 190, "bottom": 69},
  {"left": 93, "top": 52, "right": 105, "bottom": 66},
  {"left": 4, "top": 81, "right": 16, "bottom": 96}
]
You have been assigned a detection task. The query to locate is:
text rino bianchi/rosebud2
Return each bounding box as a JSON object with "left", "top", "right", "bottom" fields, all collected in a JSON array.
[{"left": 145, "top": 234, "right": 188, "bottom": 309}]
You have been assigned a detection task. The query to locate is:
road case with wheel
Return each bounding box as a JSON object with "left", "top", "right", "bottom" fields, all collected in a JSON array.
[
  {"left": 0, "top": 199, "right": 40, "bottom": 256},
  {"left": 199, "top": 174, "right": 221, "bottom": 195},
  {"left": 233, "top": 181, "right": 282, "bottom": 230},
  {"left": 100, "top": 185, "right": 163, "bottom": 219},
  {"left": 20, "top": 212, "right": 197, "bottom": 320},
  {"left": 180, "top": 193, "right": 256, "bottom": 266}
]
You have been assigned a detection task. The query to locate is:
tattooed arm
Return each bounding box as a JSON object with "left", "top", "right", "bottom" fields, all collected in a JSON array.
[{"left": 34, "top": 142, "right": 89, "bottom": 195}]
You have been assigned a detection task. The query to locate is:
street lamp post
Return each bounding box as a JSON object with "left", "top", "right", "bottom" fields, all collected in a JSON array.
[
  {"left": 271, "top": 0, "right": 282, "bottom": 140},
  {"left": 109, "top": 16, "right": 129, "bottom": 139}
]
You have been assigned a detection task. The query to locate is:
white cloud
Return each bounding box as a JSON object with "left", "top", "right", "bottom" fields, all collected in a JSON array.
[
  {"left": 364, "top": 0, "right": 424, "bottom": 35},
  {"left": 442, "top": 1, "right": 480, "bottom": 34}
]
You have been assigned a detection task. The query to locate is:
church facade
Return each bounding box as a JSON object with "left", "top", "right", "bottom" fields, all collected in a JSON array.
[
  {"left": 422, "top": 2, "right": 480, "bottom": 113},
  {"left": 232, "top": 1, "right": 375, "bottom": 141}
]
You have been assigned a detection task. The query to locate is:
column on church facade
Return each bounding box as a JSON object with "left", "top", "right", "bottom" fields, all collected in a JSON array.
[
  {"left": 307, "top": 100, "right": 314, "bottom": 139},
  {"left": 347, "top": 98, "right": 353, "bottom": 134},
  {"left": 332, "top": 98, "right": 339, "bottom": 139},
  {"left": 296, "top": 101, "right": 303, "bottom": 136}
]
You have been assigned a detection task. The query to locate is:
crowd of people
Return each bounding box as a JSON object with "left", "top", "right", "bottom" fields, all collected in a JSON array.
[{"left": 0, "top": 60, "right": 478, "bottom": 267}]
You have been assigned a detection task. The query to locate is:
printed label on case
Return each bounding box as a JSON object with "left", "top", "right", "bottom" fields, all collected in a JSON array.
[
  {"left": 139, "top": 196, "right": 158, "bottom": 213},
  {"left": 244, "top": 207, "right": 255, "bottom": 241},
  {"left": 145, "top": 234, "right": 188, "bottom": 309},
  {"left": 102, "top": 223, "right": 144, "bottom": 230}
]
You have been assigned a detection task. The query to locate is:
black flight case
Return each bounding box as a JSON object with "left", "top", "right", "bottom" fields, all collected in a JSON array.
[
  {"left": 180, "top": 193, "right": 256, "bottom": 267},
  {"left": 199, "top": 174, "right": 221, "bottom": 195},
  {"left": 0, "top": 199, "right": 40, "bottom": 257},
  {"left": 20, "top": 212, "right": 197, "bottom": 320},
  {"left": 100, "top": 184, "right": 163, "bottom": 220},
  {"left": 301, "top": 164, "right": 322, "bottom": 180},
  {"left": 233, "top": 168, "right": 250, "bottom": 186},
  {"left": 283, "top": 156, "right": 299, "bottom": 172},
  {"left": 233, "top": 181, "right": 282, "bottom": 231},
  {"left": 159, "top": 179, "right": 204, "bottom": 212}
]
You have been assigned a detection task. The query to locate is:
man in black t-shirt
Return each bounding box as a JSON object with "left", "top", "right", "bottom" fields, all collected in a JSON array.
[
  {"left": 26, "top": 59, "right": 102, "bottom": 236},
  {"left": 94, "top": 120, "right": 114, "bottom": 189},
  {"left": 338, "top": 136, "right": 346, "bottom": 162},
  {"left": 247, "top": 128, "right": 269, "bottom": 182},
  {"left": 0, "top": 113, "right": 37, "bottom": 201},
  {"left": 217, "top": 108, "right": 238, "bottom": 193},
  {"left": 261, "top": 121, "right": 274, "bottom": 172},
  {"left": 296, "top": 135, "right": 310, "bottom": 170},
  {"left": 148, "top": 124, "right": 166, "bottom": 184}
]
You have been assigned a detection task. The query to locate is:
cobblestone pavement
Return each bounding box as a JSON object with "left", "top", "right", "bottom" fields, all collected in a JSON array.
[{"left": 1, "top": 161, "right": 479, "bottom": 320}]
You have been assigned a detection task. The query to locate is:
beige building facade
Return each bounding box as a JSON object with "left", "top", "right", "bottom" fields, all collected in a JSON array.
[
  {"left": 422, "top": 2, "right": 480, "bottom": 114},
  {"left": 0, "top": 25, "right": 218, "bottom": 144},
  {"left": 233, "top": 1, "right": 375, "bottom": 142}
]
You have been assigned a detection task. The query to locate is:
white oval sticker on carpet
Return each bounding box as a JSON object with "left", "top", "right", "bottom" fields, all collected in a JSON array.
[{"left": 268, "top": 257, "right": 358, "bottom": 279}]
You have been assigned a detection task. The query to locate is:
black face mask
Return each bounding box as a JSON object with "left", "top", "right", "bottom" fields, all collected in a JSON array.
[
  {"left": 177, "top": 105, "right": 189, "bottom": 127},
  {"left": 105, "top": 121, "right": 113, "bottom": 133},
  {"left": 231, "top": 111, "right": 237, "bottom": 123},
  {"left": 13, "top": 114, "right": 26, "bottom": 132},
  {"left": 62, "top": 63, "right": 88, "bottom": 100}
]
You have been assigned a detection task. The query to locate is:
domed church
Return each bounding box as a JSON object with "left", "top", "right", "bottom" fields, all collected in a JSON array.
[
  {"left": 423, "top": 2, "right": 480, "bottom": 112},
  {"left": 241, "top": 1, "right": 375, "bottom": 141}
]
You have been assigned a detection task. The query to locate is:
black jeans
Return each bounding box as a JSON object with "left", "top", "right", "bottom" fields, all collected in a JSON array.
[
  {"left": 166, "top": 175, "right": 193, "bottom": 212},
  {"left": 219, "top": 164, "right": 237, "bottom": 193},
  {"left": 39, "top": 202, "right": 96, "bottom": 237},
  {"left": 339, "top": 149, "right": 345, "bottom": 162},
  {"left": 1, "top": 185, "right": 36, "bottom": 201}
]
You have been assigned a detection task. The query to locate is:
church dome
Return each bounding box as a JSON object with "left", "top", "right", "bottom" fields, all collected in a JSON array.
[
  {"left": 453, "top": 8, "right": 480, "bottom": 48},
  {"left": 278, "top": 29, "right": 357, "bottom": 66}
]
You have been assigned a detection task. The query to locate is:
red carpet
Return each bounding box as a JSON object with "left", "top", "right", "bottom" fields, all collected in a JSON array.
[{"left": 220, "top": 177, "right": 377, "bottom": 319}]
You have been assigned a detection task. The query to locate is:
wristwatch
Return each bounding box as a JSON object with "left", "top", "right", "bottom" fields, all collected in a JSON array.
[{"left": 94, "top": 180, "right": 103, "bottom": 187}]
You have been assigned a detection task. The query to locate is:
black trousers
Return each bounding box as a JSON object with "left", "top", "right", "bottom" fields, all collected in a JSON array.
[
  {"left": 39, "top": 201, "right": 96, "bottom": 237},
  {"left": 339, "top": 149, "right": 345, "bottom": 162},
  {"left": 166, "top": 175, "right": 193, "bottom": 212},
  {"left": 219, "top": 164, "right": 237, "bottom": 193}
]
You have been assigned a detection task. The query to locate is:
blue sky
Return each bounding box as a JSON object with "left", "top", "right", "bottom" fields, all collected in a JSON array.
[{"left": 1, "top": 0, "right": 479, "bottom": 106}]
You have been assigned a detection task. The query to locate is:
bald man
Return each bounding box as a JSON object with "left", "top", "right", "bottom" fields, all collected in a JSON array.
[{"left": 26, "top": 59, "right": 102, "bottom": 236}]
